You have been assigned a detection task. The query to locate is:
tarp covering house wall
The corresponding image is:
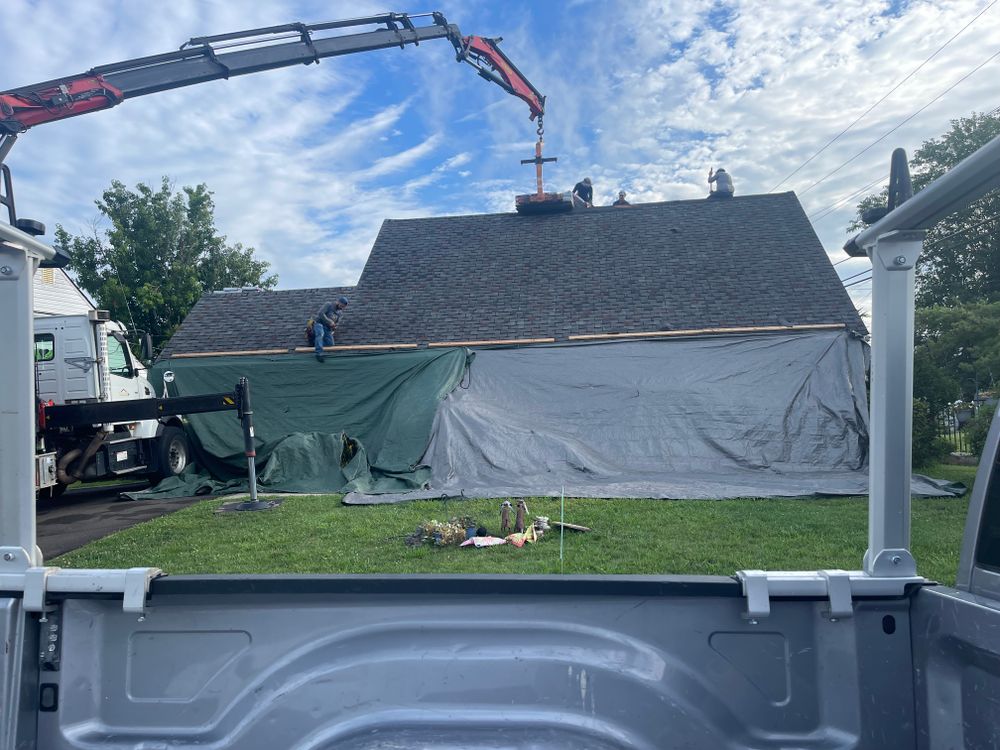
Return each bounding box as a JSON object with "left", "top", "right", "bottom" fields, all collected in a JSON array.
[
  {"left": 345, "top": 331, "right": 961, "bottom": 503},
  {"left": 134, "top": 348, "right": 471, "bottom": 498}
]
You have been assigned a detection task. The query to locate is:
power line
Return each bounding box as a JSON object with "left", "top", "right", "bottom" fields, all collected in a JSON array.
[
  {"left": 844, "top": 275, "right": 872, "bottom": 289},
  {"left": 839, "top": 214, "right": 997, "bottom": 287},
  {"left": 832, "top": 256, "right": 868, "bottom": 267},
  {"left": 924, "top": 214, "right": 1000, "bottom": 248},
  {"left": 840, "top": 268, "right": 873, "bottom": 284},
  {"left": 808, "top": 173, "right": 888, "bottom": 222},
  {"left": 852, "top": 289, "right": 873, "bottom": 308},
  {"left": 798, "top": 47, "right": 1000, "bottom": 197},
  {"left": 769, "top": 1, "right": 997, "bottom": 193}
]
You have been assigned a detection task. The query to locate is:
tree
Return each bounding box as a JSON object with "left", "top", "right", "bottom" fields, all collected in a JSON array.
[
  {"left": 851, "top": 110, "right": 1000, "bottom": 307},
  {"left": 56, "top": 178, "right": 277, "bottom": 349},
  {"left": 915, "top": 302, "right": 1000, "bottom": 403}
]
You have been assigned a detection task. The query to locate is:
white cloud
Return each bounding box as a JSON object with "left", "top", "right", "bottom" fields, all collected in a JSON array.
[{"left": 4, "top": 0, "right": 997, "bottom": 294}]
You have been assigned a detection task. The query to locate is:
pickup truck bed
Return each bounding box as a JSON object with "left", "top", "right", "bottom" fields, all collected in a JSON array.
[{"left": 4, "top": 568, "right": 998, "bottom": 749}]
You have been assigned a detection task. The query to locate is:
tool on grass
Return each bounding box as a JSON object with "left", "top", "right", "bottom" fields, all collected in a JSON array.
[
  {"left": 551, "top": 521, "right": 591, "bottom": 533},
  {"left": 514, "top": 499, "right": 528, "bottom": 533}
]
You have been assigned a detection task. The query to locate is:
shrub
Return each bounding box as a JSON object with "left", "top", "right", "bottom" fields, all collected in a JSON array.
[
  {"left": 912, "top": 398, "right": 950, "bottom": 468},
  {"left": 967, "top": 402, "right": 997, "bottom": 457}
]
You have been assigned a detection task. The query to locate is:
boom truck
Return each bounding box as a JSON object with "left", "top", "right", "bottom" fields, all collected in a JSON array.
[
  {"left": 4, "top": 12, "right": 1000, "bottom": 750},
  {"left": 0, "top": 11, "right": 546, "bottom": 499}
]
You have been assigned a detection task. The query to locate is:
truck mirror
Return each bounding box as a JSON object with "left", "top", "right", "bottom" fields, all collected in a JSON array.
[{"left": 142, "top": 333, "right": 154, "bottom": 362}]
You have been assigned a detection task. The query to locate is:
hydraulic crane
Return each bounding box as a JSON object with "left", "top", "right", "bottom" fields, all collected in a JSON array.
[
  {"left": 0, "top": 12, "right": 548, "bottom": 501},
  {"left": 0, "top": 12, "right": 545, "bottom": 169}
]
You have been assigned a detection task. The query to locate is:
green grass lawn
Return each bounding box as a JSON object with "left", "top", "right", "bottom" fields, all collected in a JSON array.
[{"left": 52, "top": 463, "right": 978, "bottom": 585}]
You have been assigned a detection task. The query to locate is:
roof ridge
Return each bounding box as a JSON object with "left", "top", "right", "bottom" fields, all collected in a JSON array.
[{"left": 381, "top": 192, "right": 799, "bottom": 222}]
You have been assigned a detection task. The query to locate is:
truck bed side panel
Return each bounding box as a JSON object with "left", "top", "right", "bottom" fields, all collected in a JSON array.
[
  {"left": 911, "top": 586, "right": 1000, "bottom": 750},
  {"left": 32, "top": 578, "right": 915, "bottom": 749}
]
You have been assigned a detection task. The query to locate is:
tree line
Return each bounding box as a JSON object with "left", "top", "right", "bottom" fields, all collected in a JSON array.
[{"left": 850, "top": 110, "right": 1000, "bottom": 461}]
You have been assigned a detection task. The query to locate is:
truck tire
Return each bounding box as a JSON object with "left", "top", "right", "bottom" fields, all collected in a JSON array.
[{"left": 154, "top": 426, "right": 191, "bottom": 481}]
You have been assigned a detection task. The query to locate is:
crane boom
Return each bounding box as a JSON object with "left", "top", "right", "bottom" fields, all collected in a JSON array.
[{"left": 0, "top": 11, "right": 545, "bottom": 145}]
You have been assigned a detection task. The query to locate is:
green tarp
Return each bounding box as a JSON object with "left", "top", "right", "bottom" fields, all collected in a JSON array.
[{"left": 129, "top": 348, "right": 471, "bottom": 499}]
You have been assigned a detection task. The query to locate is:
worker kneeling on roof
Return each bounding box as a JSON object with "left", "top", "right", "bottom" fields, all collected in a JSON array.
[
  {"left": 572, "top": 177, "right": 593, "bottom": 208},
  {"left": 708, "top": 167, "right": 734, "bottom": 199},
  {"left": 311, "top": 295, "right": 349, "bottom": 363}
]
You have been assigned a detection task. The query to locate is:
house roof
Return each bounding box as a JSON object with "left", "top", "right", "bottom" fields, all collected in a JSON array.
[
  {"left": 160, "top": 192, "right": 865, "bottom": 357},
  {"left": 159, "top": 286, "right": 354, "bottom": 358}
]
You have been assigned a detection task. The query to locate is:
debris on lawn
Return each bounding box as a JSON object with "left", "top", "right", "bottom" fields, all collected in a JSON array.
[
  {"left": 216, "top": 497, "right": 283, "bottom": 514},
  {"left": 551, "top": 521, "right": 591, "bottom": 533},
  {"left": 404, "top": 509, "right": 559, "bottom": 550},
  {"left": 500, "top": 500, "right": 512, "bottom": 534},
  {"left": 460, "top": 536, "right": 507, "bottom": 548},
  {"left": 405, "top": 516, "right": 480, "bottom": 547},
  {"left": 514, "top": 499, "right": 529, "bottom": 533},
  {"left": 505, "top": 523, "right": 538, "bottom": 548}
]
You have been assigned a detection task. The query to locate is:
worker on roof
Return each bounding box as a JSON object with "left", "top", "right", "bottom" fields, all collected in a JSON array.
[
  {"left": 708, "top": 168, "right": 734, "bottom": 199},
  {"left": 312, "top": 295, "right": 349, "bottom": 363},
  {"left": 572, "top": 177, "right": 593, "bottom": 208},
  {"left": 612, "top": 190, "right": 631, "bottom": 207}
]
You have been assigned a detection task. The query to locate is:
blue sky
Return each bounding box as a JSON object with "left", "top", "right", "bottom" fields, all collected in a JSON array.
[{"left": 5, "top": 0, "right": 998, "bottom": 313}]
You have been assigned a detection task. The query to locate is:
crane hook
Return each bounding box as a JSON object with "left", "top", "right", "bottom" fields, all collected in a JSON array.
[{"left": 536, "top": 116, "right": 544, "bottom": 138}]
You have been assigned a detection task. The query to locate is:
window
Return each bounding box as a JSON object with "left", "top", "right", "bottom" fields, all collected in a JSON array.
[
  {"left": 107, "top": 335, "right": 133, "bottom": 378},
  {"left": 34, "top": 334, "right": 55, "bottom": 362}
]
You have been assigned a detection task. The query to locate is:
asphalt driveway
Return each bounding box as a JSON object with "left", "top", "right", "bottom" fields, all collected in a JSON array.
[{"left": 37, "top": 482, "right": 202, "bottom": 558}]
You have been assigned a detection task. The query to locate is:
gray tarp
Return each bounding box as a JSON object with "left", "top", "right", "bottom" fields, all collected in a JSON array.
[{"left": 345, "top": 331, "right": 963, "bottom": 503}]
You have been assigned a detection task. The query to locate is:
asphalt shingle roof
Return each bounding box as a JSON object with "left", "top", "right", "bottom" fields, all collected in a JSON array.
[
  {"left": 159, "top": 286, "right": 354, "bottom": 358},
  {"left": 160, "top": 192, "right": 864, "bottom": 357}
]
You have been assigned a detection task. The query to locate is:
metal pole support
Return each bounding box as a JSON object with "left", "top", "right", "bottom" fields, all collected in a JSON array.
[
  {"left": 0, "top": 235, "right": 46, "bottom": 568},
  {"left": 863, "top": 229, "right": 925, "bottom": 577},
  {"left": 238, "top": 377, "right": 259, "bottom": 503},
  {"left": 217, "top": 377, "right": 278, "bottom": 513}
]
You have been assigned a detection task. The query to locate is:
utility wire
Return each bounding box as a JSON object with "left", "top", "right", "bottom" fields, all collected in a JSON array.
[
  {"left": 808, "top": 173, "right": 888, "bottom": 222},
  {"left": 854, "top": 289, "right": 874, "bottom": 305},
  {"left": 844, "top": 275, "right": 872, "bottom": 289},
  {"left": 840, "top": 268, "right": 873, "bottom": 284},
  {"left": 798, "top": 47, "right": 1000, "bottom": 197},
  {"left": 839, "top": 215, "right": 997, "bottom": 287},
  {"left": 769, "top": 1, "right": 997, "bottom": 193},
  {"left": 924, "top": 214, "right": 1000, "bottom": 248}
]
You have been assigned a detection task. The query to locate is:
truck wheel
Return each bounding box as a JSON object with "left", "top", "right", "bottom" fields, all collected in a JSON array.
[{"left": 155, "top": 426, "right": 191, "bottom": 480}]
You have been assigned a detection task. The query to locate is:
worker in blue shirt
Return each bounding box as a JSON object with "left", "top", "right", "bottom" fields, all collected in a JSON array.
[{"left": 314, "top": 295, "right": 349, "bottom": 362}]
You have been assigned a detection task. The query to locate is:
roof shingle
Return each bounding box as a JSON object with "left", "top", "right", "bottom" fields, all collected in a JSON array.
[{"left": 160, "top": 192, "right": 864, "bottom": 357}]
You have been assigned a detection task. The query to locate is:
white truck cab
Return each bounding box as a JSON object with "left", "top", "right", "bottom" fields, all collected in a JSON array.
[
  {"left": 33, "top": 311, "right": 189, "bottom": 496},
  {"left": 34, "top": 312, "right": 154, "bottom": 407}
]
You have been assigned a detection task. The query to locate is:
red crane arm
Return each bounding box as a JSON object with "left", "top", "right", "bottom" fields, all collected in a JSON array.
[
  {"left": 455, "top": 36, "right": 545, "bottom": 122},
  {"left": 0, "top": 77, "right": 124, "bottom": 133},
  {"left": 0, "top": 12, "right": 545, "bottom": 139}
]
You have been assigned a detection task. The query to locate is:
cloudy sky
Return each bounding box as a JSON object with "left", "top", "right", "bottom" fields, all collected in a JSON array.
[{"left": 5, "top": 0, "right": 997, "bottom": 311}]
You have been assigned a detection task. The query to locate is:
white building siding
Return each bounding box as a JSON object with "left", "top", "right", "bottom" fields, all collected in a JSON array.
[{"left": 33, "top": 268, "right": 94, "bottom": 316}]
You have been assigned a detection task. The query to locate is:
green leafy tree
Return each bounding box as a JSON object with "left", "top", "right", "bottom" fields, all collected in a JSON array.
[
  {"left": 850, "top": 110, "right": 1000, "bottom": 307},
  {"left": 915, "top": 302, "right": 1000, "bottom": 403},
  {"left": 56, "top": 178, "right": 277, "bottom": 349}
]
